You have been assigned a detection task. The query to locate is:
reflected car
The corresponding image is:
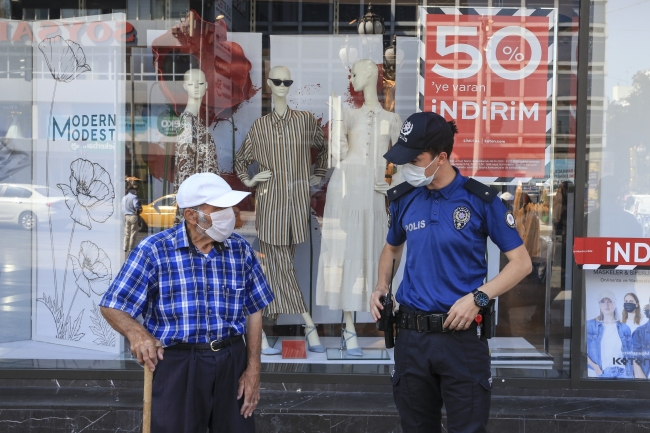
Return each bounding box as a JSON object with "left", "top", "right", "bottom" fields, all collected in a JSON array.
[
  {"left": 140, "top": 194, "right": 177, "bottom": 231},
  {"left": 0, "top": 184, "right": 67, "bottom": 230}
]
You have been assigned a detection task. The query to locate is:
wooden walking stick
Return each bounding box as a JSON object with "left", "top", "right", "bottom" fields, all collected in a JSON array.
[{"left": 142, "top": 366, "right": 153, "bottom": 433}]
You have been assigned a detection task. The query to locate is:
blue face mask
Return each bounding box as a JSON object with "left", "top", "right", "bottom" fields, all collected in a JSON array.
[{"left": 402, "top": 155, "right": 440, "bottom": 187}]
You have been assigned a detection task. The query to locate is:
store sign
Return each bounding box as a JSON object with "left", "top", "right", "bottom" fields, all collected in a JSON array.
[
  {"left": 0, "top": 20, "right": 134, "bottom": 44},
  {"left": 156, "top": 111, "right": 182, "bottom": 137},
  {"left": 574, "top": 237, "right": 650, "bottom": 268},
  {"left": 419, "top": 7, "right": 557, "bottom": 179}
]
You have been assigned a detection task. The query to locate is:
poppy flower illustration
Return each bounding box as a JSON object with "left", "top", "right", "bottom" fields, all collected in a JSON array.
[
  {"left": 69, "top": 241, "right": 112, "bottom": 297},
  {"left": 57, "top": 158, "right": 115, "bottom": 230},
  {"left": 38, "top": 36, "right": 91, "bottom": 319},
  {"left": 38, "top": 35, "right": 91, "bottom": 82}
]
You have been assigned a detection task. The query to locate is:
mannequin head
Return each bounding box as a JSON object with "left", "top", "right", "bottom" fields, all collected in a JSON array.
[
  {"left": 267, "top": 66, "right": 292, "bottom": 99},
  {"left": 350, "top": 60, "right": 378, "bottom": 92},
  {"left": 183, "top": 69, "right": 208, "bottom": 101}
]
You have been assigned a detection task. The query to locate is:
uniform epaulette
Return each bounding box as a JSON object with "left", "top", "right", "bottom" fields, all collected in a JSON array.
[
  {"left": 463, "top": 178, "right": 498, "bottom": 203},
  {"left": 387, "top": 182, "right": 415, "bottom": 202}
]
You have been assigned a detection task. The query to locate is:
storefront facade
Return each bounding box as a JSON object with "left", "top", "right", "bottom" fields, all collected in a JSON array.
[{"left": 0, "top": 0, "right": 647, "bottom": 393}]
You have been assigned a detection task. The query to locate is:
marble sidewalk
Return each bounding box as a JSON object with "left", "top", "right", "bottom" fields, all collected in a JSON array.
[{"left": 0, "top": 382, "right": 648, "bottom": 432}]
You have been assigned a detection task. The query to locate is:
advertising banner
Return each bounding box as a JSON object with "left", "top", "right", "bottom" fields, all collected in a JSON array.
[
  {"left": 584, "top": 271, "right": 650, "bottom": 379},
  {"left": 418, "top": 7, "right": 557, "bottom": 182},
  {"left": 31, "top": 16, "right": 125, "bottom": 354},
  {"left": 575, "top": 237, "right": 650, "bottom": 269}
]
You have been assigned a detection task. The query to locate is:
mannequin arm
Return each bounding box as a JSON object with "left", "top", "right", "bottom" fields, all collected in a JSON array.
[
  {"left": 313, "top": 119, "right": 328, "bottom": 177},
  {"left": 328, "top": 92, "right": 347, "bottom": 164},
  {"left": 374, "top": 181, "right": 390, "bottom": 196},
  {"left": 242, "top": 171, "right": 272, "bottom": 188},
  {"left": 234, "top": 134, "right": 254, "bottom": 183},
  {"left": 309, "top": 175, "right": 322, "bottom": 186}
]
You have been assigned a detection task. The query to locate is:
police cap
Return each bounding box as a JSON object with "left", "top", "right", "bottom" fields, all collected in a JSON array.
[{"left": 384, "top": 112, "right": 457, "bottom": 165}]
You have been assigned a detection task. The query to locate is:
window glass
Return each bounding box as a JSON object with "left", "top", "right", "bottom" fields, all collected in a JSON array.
[
  {"left": 0, "top": 0, "right": 577, "bottom": 380},
  {"left": 580, "top": 0, "right": 650, "bottom": 380}
]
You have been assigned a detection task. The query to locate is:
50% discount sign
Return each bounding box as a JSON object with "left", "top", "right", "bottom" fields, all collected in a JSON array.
[{"left": 430, "top": 24, "right": 545, "bottom": 81}]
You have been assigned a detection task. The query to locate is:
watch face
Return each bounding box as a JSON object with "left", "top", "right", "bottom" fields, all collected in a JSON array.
[{"left": 474, "top": 291, "right": 490, "bottom": 307}]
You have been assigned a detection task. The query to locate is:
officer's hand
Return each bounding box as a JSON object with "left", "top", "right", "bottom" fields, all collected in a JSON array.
[
  {"left": 128, "top": 330, "right": 163, "bottom": 372},
  {"left": 238, "top": 364, "right": 261, "bottom": 418},
  {"left": 444, "top": 293, "right": 480, "bottom": 331},
  {"left": 370, "top": 289, "right": 395, "bottom": 322}
]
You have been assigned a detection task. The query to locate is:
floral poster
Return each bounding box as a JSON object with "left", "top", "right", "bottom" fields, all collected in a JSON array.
[{"left": 31, "top": 16, "right": 125, "bottom": 353}]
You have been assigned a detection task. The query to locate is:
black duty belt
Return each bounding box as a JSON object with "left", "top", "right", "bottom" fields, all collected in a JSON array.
[
  {"left": 396, "top": 306, "right": 477, "bottom": 333},
  {"left": 165, "top": 334, "right": 243, "bottom": 352}
]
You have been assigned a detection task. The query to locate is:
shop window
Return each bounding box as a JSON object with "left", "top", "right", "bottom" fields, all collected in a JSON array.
[{"left": 0, "top": 0, "right": 579, "bottom": 381}]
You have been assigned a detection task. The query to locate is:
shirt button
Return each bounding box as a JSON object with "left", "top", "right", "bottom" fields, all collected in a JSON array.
[
  {"left": 435, "top": 200, "right": 439, "bottom": 203},
  {"left": 434, "top": 212, "right": 437, "bottom": 214}
]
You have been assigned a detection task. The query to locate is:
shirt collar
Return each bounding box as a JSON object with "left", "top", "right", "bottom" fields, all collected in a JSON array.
[
  {"left": 361, "top": 104, "right": 382, "bottom": 116},
  {"left": 432, "top": 166, "right": 463, "bottom": 200},
  {"left": 272, "top": 107, "right": 292, "bottom": 123}
]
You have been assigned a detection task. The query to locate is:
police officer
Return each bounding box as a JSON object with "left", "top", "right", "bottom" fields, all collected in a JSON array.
[{"left": 370, "top": 112, "right": 532, "bottom": 433}]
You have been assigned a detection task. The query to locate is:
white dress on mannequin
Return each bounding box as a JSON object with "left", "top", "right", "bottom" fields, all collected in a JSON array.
[{"left": 316, "top": 104, "right": 401, "bottom": 312}]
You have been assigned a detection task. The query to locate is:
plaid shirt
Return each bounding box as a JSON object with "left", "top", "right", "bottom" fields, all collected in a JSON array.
[{"left": 100, "top": 223, "right": 274, "bottom": 347}]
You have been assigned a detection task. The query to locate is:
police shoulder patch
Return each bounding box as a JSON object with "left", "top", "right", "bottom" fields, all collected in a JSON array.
[
  {"left": 387, "top": 211, "right": 392, "bottom": 228},
  {"left": 505, "top": 211, "right": 516, "bottom": 228},
  {"left": 463, "top": 178, "right": 498, "bottom": 203},
  {"left": 453, "top": 206, "right": 471, "bottom": 230}
]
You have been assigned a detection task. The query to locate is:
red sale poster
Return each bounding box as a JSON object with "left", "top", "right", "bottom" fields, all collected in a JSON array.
[{"left": 418, "top": 7, "right": 557, "bottom": 180}]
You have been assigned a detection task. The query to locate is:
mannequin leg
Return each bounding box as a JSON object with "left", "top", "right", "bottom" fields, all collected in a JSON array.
[
  {"left": 302, "top": 312, "right": 324, "bottom": 352},
  {"left": 341, "top": 311, "right": 362, "bottom": 356},
  {"left": 343, "top": 311, "right": 360, "bottom": 350},
  {"left": 261, "top": 330, "right": 281, "bottom": 355}
]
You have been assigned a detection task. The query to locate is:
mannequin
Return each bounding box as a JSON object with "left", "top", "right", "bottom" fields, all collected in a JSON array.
[
  {"left": 173, "top": 69, "right": 219, "bottom": 202},
  {"left": 316, "top": 60, "right": 402, "bottom": 355},
  {"left": 234, "top": 66, "right": 328, "bottom": 354}
]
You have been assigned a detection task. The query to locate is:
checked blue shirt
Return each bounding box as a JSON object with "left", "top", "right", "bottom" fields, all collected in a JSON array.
[{"left": 100, "top": 223, "right": 274, "bottom": 347}]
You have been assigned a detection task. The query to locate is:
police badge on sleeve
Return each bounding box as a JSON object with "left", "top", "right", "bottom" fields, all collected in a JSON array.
[
  {"left": 453, "top": 206, "right": 471, "bottom": 230},
  {"left": 505, "top": 211, "right": 516, "bottom": 228}
]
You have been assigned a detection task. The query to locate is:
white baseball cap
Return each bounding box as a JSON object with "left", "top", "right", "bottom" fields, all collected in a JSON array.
[{"left": 176, "top": 173, "right": 250, "bottom": 208}]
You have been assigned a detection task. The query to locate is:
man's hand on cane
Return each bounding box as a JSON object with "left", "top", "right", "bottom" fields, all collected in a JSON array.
[
  {"left": 129, "top": 330, "right": 164, "bottom": 372},
  {"left": 237, "top": 362, "right": 261, "bottom": 418}
]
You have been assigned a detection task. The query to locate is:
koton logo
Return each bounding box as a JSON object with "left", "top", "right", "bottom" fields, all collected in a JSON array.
[{"left": 574, "top": 238, "right": 650, "bottom": 268}]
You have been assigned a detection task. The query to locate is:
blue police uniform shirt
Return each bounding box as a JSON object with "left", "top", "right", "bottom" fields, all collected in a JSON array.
[{"left": 387, "top": 167, "right": 523, "bottom": 313}]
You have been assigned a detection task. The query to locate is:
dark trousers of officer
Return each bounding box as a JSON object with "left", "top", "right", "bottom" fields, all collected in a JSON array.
[
  {"left": 151, "top": 339, "right": 255, "bottom": 433},
  {"left": 391, "top": 325, "right": 492, "bottom": 433}
]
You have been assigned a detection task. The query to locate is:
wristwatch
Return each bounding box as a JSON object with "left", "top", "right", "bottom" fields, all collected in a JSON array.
[{"left": 472, "top": 289, "right": 490, "bottom": 308}]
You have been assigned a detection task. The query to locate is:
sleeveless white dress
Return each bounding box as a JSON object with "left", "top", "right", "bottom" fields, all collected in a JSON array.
[{"left": 316, "top": 104, "right": 401, "bottom": 312}]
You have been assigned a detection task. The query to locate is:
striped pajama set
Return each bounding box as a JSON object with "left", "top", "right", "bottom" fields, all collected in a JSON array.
[{"left": 235, "top": 108, "right": 328, "bottom": 319}]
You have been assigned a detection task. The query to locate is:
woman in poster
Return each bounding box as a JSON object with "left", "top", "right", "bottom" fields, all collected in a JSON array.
[
  {"left": 586, "top": 290, "right": 633, "bottom": 378},
  {"left": 622, "top": 292, "right": 645, "bottom": 334}
]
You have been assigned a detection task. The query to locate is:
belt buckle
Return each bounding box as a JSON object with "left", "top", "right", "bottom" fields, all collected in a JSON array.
[{"left": 209, "top": 340, "right": 222, "bottom": 352}]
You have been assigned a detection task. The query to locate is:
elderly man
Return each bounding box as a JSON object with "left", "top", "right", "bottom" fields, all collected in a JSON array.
[{"left": 100, "top": 173, "right": 274, "bottom": 433}]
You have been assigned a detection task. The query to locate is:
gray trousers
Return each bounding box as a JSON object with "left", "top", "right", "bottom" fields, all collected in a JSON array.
[{"left": 124, "top": 214, "right": 139, "bottom": 252}]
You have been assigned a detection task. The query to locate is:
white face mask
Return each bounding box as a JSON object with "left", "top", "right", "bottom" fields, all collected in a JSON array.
[
  {"left": 194, "top": 208, "right": 236, "bottom": 242},
  {"left": 402, "top": 155, "right": 440, "bottom": 187}
]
